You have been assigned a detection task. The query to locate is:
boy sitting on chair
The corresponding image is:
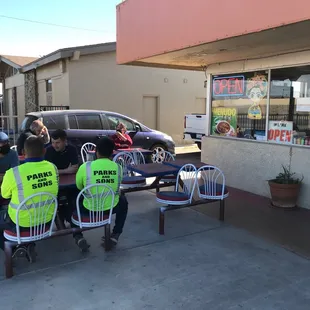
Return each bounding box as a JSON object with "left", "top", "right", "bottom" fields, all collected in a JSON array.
[
  {"left": 0, "top": 136, "right": 58, "bottom": 260},
  {"left": 74, "top": 137, "right": 128, "bottom": 248}
]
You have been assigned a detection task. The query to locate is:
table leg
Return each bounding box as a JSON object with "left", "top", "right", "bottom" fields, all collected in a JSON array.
[
  {"left": 4, "top": 241, "right": 14, "bottom": 278},
  {"left": 104, "top": 224, "right": 112, "bottom": 251},
  {"left": 219, "top": 200, "right": 225, "bottom": 221},
  {"left": 159, "top": 208, "right": 165, "bottom": 235}
]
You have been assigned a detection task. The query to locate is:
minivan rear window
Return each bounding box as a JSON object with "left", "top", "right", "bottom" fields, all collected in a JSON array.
[
  {"left": 76, "top": 115, "right": 102, "bottom": 130},
  {"left": 43, "top": 115, "right": 66, "bottom": 130},
  {"left": 20, "top": 115, "right": 38, "bottom": 132}
]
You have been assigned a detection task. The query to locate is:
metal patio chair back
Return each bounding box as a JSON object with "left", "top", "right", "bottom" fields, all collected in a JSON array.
[{"left": 81, "top": 142, "right": 96, "bottom": 163}]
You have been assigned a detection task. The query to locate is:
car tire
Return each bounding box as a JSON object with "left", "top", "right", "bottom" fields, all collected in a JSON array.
[
  {"left": 151, "top": 144, "right": 167, "bottom": 163},
  {"left": 196, "top": 142, "right": 202, "bottom": 150}
]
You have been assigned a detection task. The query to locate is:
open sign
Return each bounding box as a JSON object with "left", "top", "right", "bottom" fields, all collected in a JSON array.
[
  {"left": 268, "top": 121, "right": 293, "bottom": 144},
  {"left": 213, "top": 75, "right": 245, "bottom": 97}
]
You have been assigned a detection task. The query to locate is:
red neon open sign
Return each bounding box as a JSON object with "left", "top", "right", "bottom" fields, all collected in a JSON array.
[{"left": 213, "top": 75, "right": 245, "bottom": 97}]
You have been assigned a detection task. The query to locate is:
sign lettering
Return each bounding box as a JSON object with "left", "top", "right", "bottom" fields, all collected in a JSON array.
[
  {"left": 26, "top": 171, "right": 54, "bottom": 190},
  {"left": 213, "top": 75, "right": 245, "bottom": 97},
  {"left": 268, "top": 121, "right": 293, "bottom": 144},
  {"left": 93, "top": 170, "right": 117, "bottom": 184}
]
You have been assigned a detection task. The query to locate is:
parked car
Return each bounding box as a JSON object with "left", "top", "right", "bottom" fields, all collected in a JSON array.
[
  {"left": 183, "top": 114, "right": 206, "bottom": 150},
  {"left": 20, "top": 110, "right": 175, "bottom": 159}
]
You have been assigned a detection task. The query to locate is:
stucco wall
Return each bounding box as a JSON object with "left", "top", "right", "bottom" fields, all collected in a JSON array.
[
  {"left": 4, "top": 73, "right": 26, "bottom": 125},
  {"left": 201, "top": 136, "right": 310, "bottom": 209},
  {"left": 206, "top": 50, "right": 310, "bottom": 75},
  {"left": 68, "top": 52, "right": 205, "bottom": 143},
  {"left": 37, "top": 60, "right": 70, "bottom": 107},
  {"left": 201, "top": 49, "right": 310, "bottom": 209}
]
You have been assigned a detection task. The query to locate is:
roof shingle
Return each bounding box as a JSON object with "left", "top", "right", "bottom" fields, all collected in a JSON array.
[{"left": 1, "top": 55, "right": 38, "bottom": 67}]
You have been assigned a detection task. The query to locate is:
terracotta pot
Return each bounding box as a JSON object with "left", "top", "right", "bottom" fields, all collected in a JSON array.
[{"left": 268, "top": 180, "right": 301, "bottom": 208}]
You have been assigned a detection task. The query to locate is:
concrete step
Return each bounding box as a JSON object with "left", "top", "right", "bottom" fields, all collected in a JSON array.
[{"left": 175, "top": 144, "right": 200, "bottom": 155}]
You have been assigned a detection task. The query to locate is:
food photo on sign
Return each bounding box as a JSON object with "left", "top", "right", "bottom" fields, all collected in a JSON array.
[{"left": 211, "top": 107, "right": 237, "bottom": 137}]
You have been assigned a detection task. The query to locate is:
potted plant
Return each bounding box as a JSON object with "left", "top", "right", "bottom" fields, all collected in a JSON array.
[{"left": 268, "top": 165, "right": 303, "bottom": 209}]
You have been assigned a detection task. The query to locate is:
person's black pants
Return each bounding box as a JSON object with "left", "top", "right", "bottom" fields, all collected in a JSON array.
[
  {"left": 0, "top": 210, "right": 16, "bottom": 250},
  {"left": 58, "top": 187, "right": 80, "bottom": 223},
  {"left": 73, "top": 194, "right": 129, "bottom": 235}
]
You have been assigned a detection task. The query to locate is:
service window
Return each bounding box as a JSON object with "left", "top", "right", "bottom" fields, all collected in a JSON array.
[
  {"left": 43, "top": 114, "right": 66, "bottom": 130},
  {"left": 106, "top": 114, "right": 135, "bottom": 131},
  {"left": 76, "top": 115, "right": 102, "bottom": 130}
]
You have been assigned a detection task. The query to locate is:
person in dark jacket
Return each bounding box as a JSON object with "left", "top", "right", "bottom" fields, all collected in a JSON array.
[
  {"left": 17, "top": 120, "right": 50, "bottom": 155},
  {"left": 0, "top": 132, "right": 19, "bottom": 183}
]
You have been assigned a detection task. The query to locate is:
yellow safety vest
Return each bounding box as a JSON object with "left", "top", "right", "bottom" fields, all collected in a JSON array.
[
  {"left": 1, "top": 160, "right": 59, "bottom": 227},
  {"left": 76, "top": 158, "right": 122, "bottom": 211}
]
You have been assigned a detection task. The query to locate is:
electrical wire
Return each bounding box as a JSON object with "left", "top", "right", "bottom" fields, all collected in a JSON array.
[{"left": 0, "top": 14, "right": 110, "bottom": 33}]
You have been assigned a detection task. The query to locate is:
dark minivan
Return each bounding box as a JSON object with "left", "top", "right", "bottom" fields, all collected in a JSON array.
[{"left": 20, "top": 110, "right": 175, "bottom": 158}]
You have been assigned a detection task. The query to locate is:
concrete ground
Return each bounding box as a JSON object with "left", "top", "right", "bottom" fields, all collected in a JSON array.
[{"left": 1, "top": 152, "right": 310, "bottom": 309}]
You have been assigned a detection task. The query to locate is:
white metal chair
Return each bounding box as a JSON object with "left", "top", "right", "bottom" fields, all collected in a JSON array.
[
  {"left": 113, "top": 151, "right": 146, "bottom": 188},
  {"left": 71, "top": 184, "right": 115, "bottom": 252},
  {"left": 3, "top": 192, "right": 58, "bottom": 278},
  {"left": 10, "top": 145, "right": 17, "bottom": 151},
  {"left": 154, "top": 151, "right": 176, "bottom": 183},
  {"left": 196, "top": 165, "right": 229, "bottom": 221},
  {"left": 71, "top": 184, "right": 115, "bottom": 228},
  {"left": 131, "top": 150, "right": 145, "bottom": 164},
  {"left": 153, "top": 150, "right": 175, "bottom": 164},
  {"left": 81, "top": 142, "right": 96, "bottom": 163},
  {"left": 156, "top": 164, "right": 197, "bottom": 234}
]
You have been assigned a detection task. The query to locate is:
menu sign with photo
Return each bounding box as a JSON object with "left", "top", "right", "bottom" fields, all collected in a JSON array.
[
  {"left": 211, "top": 108, "right": 237, "bottom": 137},
  {"left": 268, "top": 121, "right": 293, "bottom": 144}
]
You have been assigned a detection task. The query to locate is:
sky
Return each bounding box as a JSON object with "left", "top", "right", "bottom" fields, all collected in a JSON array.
[{"left": 0, "top": 0, "right": 121, "bottom": 57}]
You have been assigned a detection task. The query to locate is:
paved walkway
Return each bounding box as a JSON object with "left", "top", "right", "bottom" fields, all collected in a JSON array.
[{"left": 1, "top": 190, "right": 310, "bottom": 309}]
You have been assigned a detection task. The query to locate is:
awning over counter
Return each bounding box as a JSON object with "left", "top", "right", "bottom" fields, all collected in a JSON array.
[{"left": 117, "top": 0, "right": 310, "bottom": 70}]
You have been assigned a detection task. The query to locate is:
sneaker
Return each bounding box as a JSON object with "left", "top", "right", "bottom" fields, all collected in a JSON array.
[
  {"left": 12, "top": 245, "right": 27, "bottom": 259},
  {"left": 75, "top": 237, "right": 90, "bottom": 252},
  {"left": 101, "top": 233, "right": 120, "bottom": 247},
  {"left": 26, "top": 243, "right": 37, "bottom": 263}
]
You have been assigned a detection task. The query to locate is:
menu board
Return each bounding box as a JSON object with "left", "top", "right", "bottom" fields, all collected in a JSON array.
[
  {"left": 211, "top": 108, "right": 237, "bottom": 137},
  {"left": 268, "top": 121, "right": 293, "bottom": 144}
]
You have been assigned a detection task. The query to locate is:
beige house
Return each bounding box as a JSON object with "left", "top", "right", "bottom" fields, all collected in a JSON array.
[
  {"left": 9, "top": 42, "right": 206, "bottom": 144},
  {"left": 0, "top": 55, "right": 37, "bottom": 138}
]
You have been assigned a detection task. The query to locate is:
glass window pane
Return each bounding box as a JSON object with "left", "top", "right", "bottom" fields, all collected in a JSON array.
[
  {"left": 68, "top": 115, "right": 78, "bottom": 129},
  {"left": 269, "top": 66, "right": 310, "bottom": 146},
  {"left": 101, "top": 114, "right": 110, "bottom": 130},
  {"left": 43, "top": 115, "right": 66, "bottom": 130},
  {"left": 76, "top": 115, "right": 102, "bottom": 130},
  {"left": 106, "top": 114, "right": 135, "bottom": 131},
  {"left": 211, "top": 71, "right": 269, "bottom": 140}
]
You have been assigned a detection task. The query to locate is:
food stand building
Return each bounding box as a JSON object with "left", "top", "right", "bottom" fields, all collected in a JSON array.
[{"left": 117, "top": 0, "right": 310, "bottom": 209}]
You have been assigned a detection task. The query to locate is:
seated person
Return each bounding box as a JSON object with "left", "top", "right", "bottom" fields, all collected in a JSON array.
[
  {"left": 0, "top": 136, "right": 59, "bottom": 258},
  {"left": 45, "top": 129, "right": 79, "bottom": 228},
  {"left": 17, "top": 120, "right": 50, "bottom": 155},
  {"left": 74, "top": 137, "right": 128, "bottom": 249},
  {"left": 45, "top": 129, "right": 78, "bottom": 175},
  {"left": 0, "top": 132, "right": 19, "bottom": 183},
  {"left": 111, "top": 123, "right": 133, "bottom": 149}
]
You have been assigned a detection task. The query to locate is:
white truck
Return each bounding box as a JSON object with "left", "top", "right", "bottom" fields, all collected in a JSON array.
[{"left": 183, "top": 114, "right": 207, "bottom": 150}]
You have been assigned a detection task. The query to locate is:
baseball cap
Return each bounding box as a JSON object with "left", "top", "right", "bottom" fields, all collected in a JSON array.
[{"left": 0, "top": 132, "right": 9, "bottom": 142}]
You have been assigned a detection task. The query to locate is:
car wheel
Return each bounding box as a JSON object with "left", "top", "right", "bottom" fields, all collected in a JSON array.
[
  {"left": 151, "top": 144, "right": 167, "bottom": 163},
  {"left": 196, "top": 142, "right": 202, "bottom": 150}
]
